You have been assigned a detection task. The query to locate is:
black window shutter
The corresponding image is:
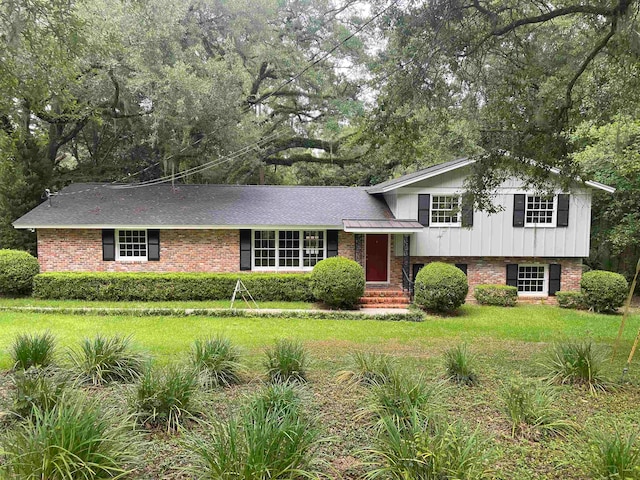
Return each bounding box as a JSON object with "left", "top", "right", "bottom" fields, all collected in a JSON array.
[
  {"left": 557, "top": 194, "right": 570, "bottom": 227},
  {"left": 240, "top": 229, "right": 251, "bottom": 271},
  {"left": 513, "top": 194, "right": 525, "bottom": 227},
  {"left": 412, "top": 263, "right": 424, "bottom": 282},
  {"left": 461, "top": 197, "right": 473, "bottom": 227},
  {"left": 549, "top": 263, "right": 561, "bottom": 296},
  {"left": 147, "top": 229, "right": 160, "bottom": 261},
  {"left": 327, "top": 230, "right": 339, "bottom": 258},
  {"left": 102, "top": 229, "right": 115, "bottom": 261},
  {"left": 506, "top": 264, "right": 518, "bottom": 288},
  {"left": 418, "top": 194, "right": 430, "bottom": 226},
  {"left": 455, "top": 263, "right": 468, "bottom": 275}
]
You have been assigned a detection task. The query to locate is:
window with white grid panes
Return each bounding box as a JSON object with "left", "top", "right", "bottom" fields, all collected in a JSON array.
[
  {"left": 303, "top": 231, "right": 324, "bottom": 267},
  {"left": 116, "top": 230, "right": 147, "bottom": 260},
  {"left": 253, "top": 230, "right": 276, "bottom": 267},
  {"left": 278, "top": 231, "right": 300, "bottom": 267},
  {"left": 525, "top": 196, "right": 554, "bottom": 225},
  {"left": 431, "top": 195, "right": 460, "bottom": 225},
  {"left": 517, "top": 265, "right": 546, "bottom": 293}
]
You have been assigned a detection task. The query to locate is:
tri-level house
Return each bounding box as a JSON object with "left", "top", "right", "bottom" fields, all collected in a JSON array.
[{"left": 13, "top": 158, "right": 615, "bottom": 304}]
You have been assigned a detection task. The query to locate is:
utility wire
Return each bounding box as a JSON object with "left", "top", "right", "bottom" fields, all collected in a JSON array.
[{"left": 48, "top": 0, "right": 399, "bottom": 196}]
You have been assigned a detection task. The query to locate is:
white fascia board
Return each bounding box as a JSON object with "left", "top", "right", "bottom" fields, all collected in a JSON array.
[
  {"left": 343, "top": 227, "right": 423, "bottom": 233},
  {"left": 13, "top": 224, "right": 343, "bottom": 230},
  {"left": 367, "top": 159, "right": 476, "bottom": 194},
  {"left": 366, "top": 160, "right": 615, "bottom": 195}
]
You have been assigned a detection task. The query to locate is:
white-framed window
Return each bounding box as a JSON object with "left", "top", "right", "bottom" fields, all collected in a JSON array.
[
  {"left": 303, "top": 230, "right": 325, "bottom": 267},
  {"left": 253, "top": 230, "right": 326, "bottom": 270},
  {"left": 525, "top": 195, "right": 555, "bottom": 225},
  {"left": 279, "top": 231, "right": 300, "bottom": 268},
  {"left": 116, "top": 229, "right": 147, "bottom": 261},
  {"left": 254, "top": 230, "right": 276, "bottom": 267},
  {"left": 431, "top": 195, "right": 461, "bottom": 226},
  {"left": 517, "top": 264, "right": 547, "bottom": 294}
]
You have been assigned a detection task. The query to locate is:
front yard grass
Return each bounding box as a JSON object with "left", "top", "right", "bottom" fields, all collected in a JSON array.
[
  {"left": 1, "top": 304, "right": 640, "bottom": 479},
  {"left": 0, "top": 297, "right": 314, "bottom": 311}
]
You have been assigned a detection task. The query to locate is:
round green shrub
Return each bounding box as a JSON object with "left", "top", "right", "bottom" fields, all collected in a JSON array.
[
  {"left": 474, "top": 284, "right": 518, "bottom": 307},
  {"left": 0, "top": 249, "right": 39, "bottom": 295},
  {"left": 556, "top": 291, "right": 587, "bottom": 310},
  {"left": 580, "top": 270, "right": 628, "bottom": 313},
  {"left": 310, "top": 257, "right": 365, "bottom": 309},
  {"left": 414, "top": 262, "right": 468, "bottom": 313}
]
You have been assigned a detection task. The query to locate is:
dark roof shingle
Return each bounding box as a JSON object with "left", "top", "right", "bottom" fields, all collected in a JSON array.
[{"left": 13, "top": 183, "right": 393, "bottom": 228}]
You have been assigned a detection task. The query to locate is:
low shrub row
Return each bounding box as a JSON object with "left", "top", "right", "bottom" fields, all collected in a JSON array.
[
  {"left": 474, "top": 284, "right": 518, "bottom": 306},
  {"left": 33, "top": 272, "right": 314, "bottom": 302}
]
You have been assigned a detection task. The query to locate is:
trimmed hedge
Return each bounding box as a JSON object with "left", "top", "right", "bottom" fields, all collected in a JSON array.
[
  {"left": 310, "top": 257, "right": 365, "bottom": 309},
  {"left": 33, "top": 272, "right": 314, "bottom": 302},
  {"left": 0, "top": 305, "right": 425, "bottom": 322},
  {"left": 580, "top": 270, "right": 628, "bottom": 313},
  {"left": 414, "top": 262, "right": 468, "bottom": 313},
  {"left": 474, "top": 284, "right": 518, "bottom": 307},
  {"left": 556, "top": 291, "right": 587, "bottom": 310},
  {"left": 0, "top": 249, "right": 40, "bottom": 295}
]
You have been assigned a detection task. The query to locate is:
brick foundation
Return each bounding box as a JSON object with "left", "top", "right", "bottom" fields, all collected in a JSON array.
[{"left": 391, "top": 254, "right": 583, "bottom": 303}]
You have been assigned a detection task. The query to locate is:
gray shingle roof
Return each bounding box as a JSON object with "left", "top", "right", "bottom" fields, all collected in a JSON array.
[{"left": 13, "top": 183, "right": 393, "bottom": 229}]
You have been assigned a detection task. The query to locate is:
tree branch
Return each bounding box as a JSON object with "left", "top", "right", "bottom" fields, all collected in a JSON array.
[
  {"left": 262, "top": 136, "right": 341, "bottom": 158},
  {"left": 488, "top": 4, "right": 618, "bottom": 37},
  {"left": 263, "top": 153, "right": 361, "bottom": 166},
  {"left": 560, "top": 16, "right": 619, "bottom": 120}
]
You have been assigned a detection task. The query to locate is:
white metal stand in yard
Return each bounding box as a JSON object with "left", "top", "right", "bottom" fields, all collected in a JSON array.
[{"left": 230, "top": 279, "right": 259, "bottom": 310}]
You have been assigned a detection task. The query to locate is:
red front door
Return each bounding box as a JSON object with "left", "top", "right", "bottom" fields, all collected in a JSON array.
[{"left": 366, "top": 234, "right": 388, "bottom": 282}]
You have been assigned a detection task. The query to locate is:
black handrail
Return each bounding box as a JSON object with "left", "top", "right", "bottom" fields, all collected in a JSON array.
[{"left": 402, "top": 267, "right": 414, "bottom": 298}]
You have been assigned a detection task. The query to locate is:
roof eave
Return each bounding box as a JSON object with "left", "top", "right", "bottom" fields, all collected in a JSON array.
[
  {"left": 366, "top": 158, "right": 475, "bottom": 194},
  {"left": 366, "top": 159, "right": 616, "bottom": 194}
]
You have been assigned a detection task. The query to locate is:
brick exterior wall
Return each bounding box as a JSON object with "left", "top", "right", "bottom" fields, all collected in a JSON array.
[
  {"left": 391, "top": 252, "right": 583, "bottom": 302},
  {"left": 37, "top": 229, "right": 240, "bottom": 273},
  {"left": 37, "top": 229, "right": 359, "bottom": 274},
  {"left": 36, "top": 228, "right": 583, "bottom": 302}
]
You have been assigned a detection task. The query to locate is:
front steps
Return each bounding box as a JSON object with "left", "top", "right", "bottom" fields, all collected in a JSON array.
[{"left": 360, "top": 287, "right": 411, "bottom": 309}]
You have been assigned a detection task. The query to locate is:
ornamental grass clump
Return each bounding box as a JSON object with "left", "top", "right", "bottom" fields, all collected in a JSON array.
[
  {"left": 11, "top": 368, "right": 70, "bottom": 420},
  {"left": 264, "top": 338, "right": 309, "bottom": 383},
  {"left": 444, "top": 343, "right": 479, "bottom": 386},
  {"left": 131, "top": 364, "right": 201, "bottom": 433},
  {"left": 10, "top": 331, "right": 56, "bottom": 370},
  {"left": 190, "top": 335, "right": 244, "bottom": 388},
  {"left": 186, "top": 384, "right": 324, "bottom": 479},
  {"left": 69, "top": 334, "right": 146, "bottom": 386},
  {"left": 337, "top": 351, "right": 398, "bottom": 386},
  {"left": 586, "top": 427, "right": 640, "bottom": 479},
  {"left": 546, "top": 341, "right": 607, "bottom": 393},
  {"left": 2, "top": 394, "right": 141, "bottom": 479},
  {"left": 501, "top": 377, "right": 575, "bottom": 438},
  {"left": 369, "top": 371, "right": 446, "bottom": 422},
  {"left": 365, "top": 410, "right": 494, "bottom": 480}
]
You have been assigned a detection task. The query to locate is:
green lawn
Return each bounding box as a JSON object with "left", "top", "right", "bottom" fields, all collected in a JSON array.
[
  {"left": 0, "top": 304, "right": 638, "bottom": 368},
  {"left": 0, "top": 297, "right": 313, "bottom": 310},
  {"left": 2, "top": 304, "right": 640, "bottom": 479}
]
